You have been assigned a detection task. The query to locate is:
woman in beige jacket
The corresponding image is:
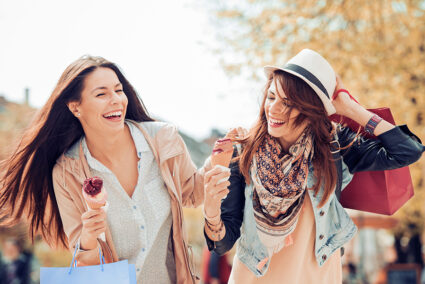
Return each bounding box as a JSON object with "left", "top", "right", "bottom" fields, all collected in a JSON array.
[{"left": 0, "top": 56, "right": 230, "bottom": 283}]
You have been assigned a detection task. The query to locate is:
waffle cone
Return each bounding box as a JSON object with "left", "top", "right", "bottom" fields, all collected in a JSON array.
[
  {"left": 211, "top": 150, "right": 233, "bottom": 168},
  {"left": 85, "top": 199, "right": 106, "bottom": 210},
  {"left": 82, "top": 189, "right": 107, "bottom": 210}
]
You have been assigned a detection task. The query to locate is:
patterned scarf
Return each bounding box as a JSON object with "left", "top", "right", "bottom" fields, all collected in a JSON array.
[{"left": 251, "top": 128, "right": 314, "bottom": 253}]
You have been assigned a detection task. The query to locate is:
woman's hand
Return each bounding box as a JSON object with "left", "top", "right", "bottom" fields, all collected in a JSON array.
[
  {"left": 331, "top": 74, "right": 395, "bottom": 135},
  {"left": 203, "top": 166, "right": 231, "bottom": 219},
  {"left": 227, "top": 127, "right": 248, "bottom": 140},
  {"left": 332, "top": 75, "right": 363, "bottom": 118},
  {"left": 80, "top": 209, "right": 107, "bottom": 250}
]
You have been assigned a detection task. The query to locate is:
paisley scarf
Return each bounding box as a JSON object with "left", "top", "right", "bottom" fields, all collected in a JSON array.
[{"left": 251, "top": 128, "right": 314, "bottom": 253}]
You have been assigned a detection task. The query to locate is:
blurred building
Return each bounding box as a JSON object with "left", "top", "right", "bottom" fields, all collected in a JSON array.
[
  {"left": 0, "top": 94, "right": 35, "bottom": 159},
  {"left": 0, "top": 96, "right": 7, "bottom": 113}
]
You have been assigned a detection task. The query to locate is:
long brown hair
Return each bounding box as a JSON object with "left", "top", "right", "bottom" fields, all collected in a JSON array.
[
  {"left": 238, "top": 70, "right": 337, "bottom": 207},
  {"left": 0, "top": 56, "right": 154, "bottom": 248}
]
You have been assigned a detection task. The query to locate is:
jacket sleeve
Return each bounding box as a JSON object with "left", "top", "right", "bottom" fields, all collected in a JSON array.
[
  {"left": 52, "top": 163, "right": 104, "bottom": 265},
  {"left": 205, "top": 156, "right": 245, "bottom": 255},
  {"left": 166, "top": 126, "right": 207, "bottom": 208},
  {"left": 178, "top": 139, "right": 207, "bottom": 208},
  {"left": 208, "top": 251, "right": 221, "bottom": 279},
  {"left": 338, "top": 125, "right": 425, "bottom": 174}
]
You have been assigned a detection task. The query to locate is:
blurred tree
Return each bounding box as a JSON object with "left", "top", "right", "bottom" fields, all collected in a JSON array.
[{"left": 208, "top": 0, "right": 425, "bottom": 264}]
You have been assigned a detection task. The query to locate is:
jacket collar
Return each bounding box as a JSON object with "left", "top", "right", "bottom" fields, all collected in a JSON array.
[
  {"left": 81, "top": 122, "right": 151, "bottom": 173},
  {"left": 129, "top": 120, "right": 184, "bottom": 164},
  {"left": 64, "top": 121, "right": 153, "bottom": 160}
]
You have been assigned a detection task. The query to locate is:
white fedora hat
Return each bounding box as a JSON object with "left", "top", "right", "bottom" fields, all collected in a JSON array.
[{"left": 264, "top": 49, "right": 336, "bottom": 115}]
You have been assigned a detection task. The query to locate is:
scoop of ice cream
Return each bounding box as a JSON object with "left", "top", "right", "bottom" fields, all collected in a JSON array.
[
  {"left": 213, "top": 138, "right": 233, "bottom": 154},
  {"left": 83, "top": 177, "right": 103, "bottom": 196},
  {"left": 82, "top": 177, "right": 107, "bottom": 210}
]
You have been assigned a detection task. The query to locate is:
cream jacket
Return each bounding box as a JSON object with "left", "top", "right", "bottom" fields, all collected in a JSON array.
[{"left": 52, "top": 121, "right": 206, "bottom": 283}]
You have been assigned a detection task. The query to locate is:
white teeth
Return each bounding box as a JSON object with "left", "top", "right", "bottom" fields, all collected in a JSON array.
[
  {"left": 270, "top": 118, "right": 284, "bottom": 124},
  {"left": 104, "top": 111, "right": 122, "bottom": 118}
]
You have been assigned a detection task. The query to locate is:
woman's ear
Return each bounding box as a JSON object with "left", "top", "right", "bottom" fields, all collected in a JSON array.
[{"left": 67, "top": 102, "right": 80, "bottom": 117}]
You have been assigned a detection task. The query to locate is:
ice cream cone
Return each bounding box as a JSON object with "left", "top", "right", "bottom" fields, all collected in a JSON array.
[
  {"left": 211, "top": 151, "right": 233, "bottom": 168},
  {"left": 83, "top": 190, "right": 107, "bottom": 210},
  {"left": 82, "top": 177, "right": 108, "bottom": 241},
  {"left": 211, "top": 138, "right": 233, "bottom": 168},
  {"left": 82, "top": 177, "right": 107, "bottom": 210}
]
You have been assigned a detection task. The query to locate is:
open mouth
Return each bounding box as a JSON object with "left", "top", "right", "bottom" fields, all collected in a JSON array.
[
  {"left": 103, "top": 110, "right": 123, "bottom": 121},
  {"left": 269, "top": 118, "right": 285, "bottom": 128}
]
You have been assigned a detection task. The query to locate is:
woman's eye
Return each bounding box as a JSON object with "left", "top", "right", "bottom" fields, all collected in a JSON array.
[
  {"left": 96, "top": 93, "right": 105, "bottom": 97},
  {"left": 267, "top": 95, "right": 275, "bottom": 100},
  {"left": 115, "top": 89, "right": 123, "bottom": 93},
  {"left": 282, "top": 100, "right": 292, "bottom": 107}
]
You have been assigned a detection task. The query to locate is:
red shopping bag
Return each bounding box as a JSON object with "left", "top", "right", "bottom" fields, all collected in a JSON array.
[{"left": 330, "top": 108, "right": 414, "bottom": 215}]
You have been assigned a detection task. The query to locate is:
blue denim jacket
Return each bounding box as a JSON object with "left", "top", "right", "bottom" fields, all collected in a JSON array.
[
  {"left": 236, "top": 161, "right": 355, "bottom": 276},
  {"left": 205, "top": 125, "right": 425, "bottom": 277}
]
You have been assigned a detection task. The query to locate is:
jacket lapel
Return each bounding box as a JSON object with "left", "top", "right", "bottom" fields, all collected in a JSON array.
[
  {"left": 132, "top": 122, "right": 183, "bottom": 203},
  {"left": 77, "top": 142, "right": 117, "bottom": 263}
]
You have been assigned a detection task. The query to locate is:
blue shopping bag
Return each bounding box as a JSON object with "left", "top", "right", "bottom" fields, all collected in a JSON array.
[{"left": 40, "top": 244, "right": 136, "bottom": 284}]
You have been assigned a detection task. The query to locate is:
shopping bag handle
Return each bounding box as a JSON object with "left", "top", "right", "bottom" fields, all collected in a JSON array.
[{"left": 68, "top": 241, "right": 105, "bottom": 274}]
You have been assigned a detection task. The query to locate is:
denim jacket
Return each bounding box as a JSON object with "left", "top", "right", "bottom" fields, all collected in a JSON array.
[{"left": 205, "top": 125, "right": 424, "bottom": 277}]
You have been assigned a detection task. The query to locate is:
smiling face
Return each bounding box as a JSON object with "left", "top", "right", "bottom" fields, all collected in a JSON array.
[
  {"left": 264, "top": 78, "right": 308, "bottom": 149},
  {"left": 68, "top": 67, "right": 128, "bottom": 136}
]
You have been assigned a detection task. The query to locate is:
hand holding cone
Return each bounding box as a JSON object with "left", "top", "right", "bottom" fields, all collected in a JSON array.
[{"left": 82, "top": 176, "right": 108, "bottom": 242}]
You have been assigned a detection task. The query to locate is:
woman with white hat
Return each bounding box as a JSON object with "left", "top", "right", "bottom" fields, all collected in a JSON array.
[{"left": 202, "top": 49, "right": 425, "bottom": 283}]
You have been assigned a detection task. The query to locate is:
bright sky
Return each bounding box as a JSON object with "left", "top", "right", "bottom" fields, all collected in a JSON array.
[{"left": 0, "top": 0, "right": 262, "bottom": 140}]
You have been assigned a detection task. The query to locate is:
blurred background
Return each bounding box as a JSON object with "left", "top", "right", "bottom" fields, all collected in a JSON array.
[{"left": 0, "top": 0, "right": 424, "bottom": 283}]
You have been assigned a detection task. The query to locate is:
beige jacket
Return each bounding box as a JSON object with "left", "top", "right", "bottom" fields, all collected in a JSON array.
[{"left": 52, "top": 121, "right": 206, "bottom": 283}]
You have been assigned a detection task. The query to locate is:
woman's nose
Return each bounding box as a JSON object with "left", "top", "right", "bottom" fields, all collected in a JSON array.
[
  {"left": 270, "top": 99, "right": 283, "bottom": 113},
  {"left": 110, "top": 92, "right": 121, "bottom": 104}
]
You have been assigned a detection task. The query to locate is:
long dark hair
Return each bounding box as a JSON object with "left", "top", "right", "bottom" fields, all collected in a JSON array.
[
  {"left": 238, "top": 70, "right": 337, "bottom": 207},
  {"left": 0, "top": 56, "right": 154, "bottom": 248}
]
